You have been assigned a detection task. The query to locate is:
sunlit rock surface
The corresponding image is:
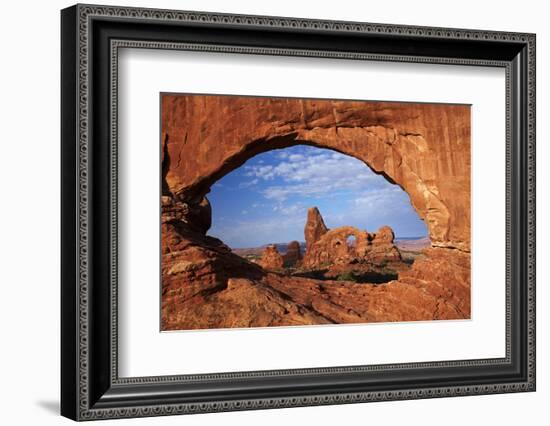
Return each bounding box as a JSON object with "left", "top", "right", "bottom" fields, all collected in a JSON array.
[{"left": 160, "top": 95, "right": 471, "bottom": 331}]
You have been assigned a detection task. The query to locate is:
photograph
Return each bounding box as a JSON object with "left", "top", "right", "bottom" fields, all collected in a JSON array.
[{"left": 161, "top": 94, "right": 472, "bottom": 331}]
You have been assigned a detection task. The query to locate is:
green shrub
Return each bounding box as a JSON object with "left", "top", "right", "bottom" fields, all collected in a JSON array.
[{"left": 337, "top": 271, "right": 358, "bottom": 282}]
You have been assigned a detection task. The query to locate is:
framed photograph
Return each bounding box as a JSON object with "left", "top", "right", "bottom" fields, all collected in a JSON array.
[{"left": 61, "top": 4, "right": 536, "bottom": 421}]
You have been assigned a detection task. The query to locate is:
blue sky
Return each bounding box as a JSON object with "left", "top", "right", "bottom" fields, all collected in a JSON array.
[{"left": 208, "top": 146, "right": 427, "bottom": 248}]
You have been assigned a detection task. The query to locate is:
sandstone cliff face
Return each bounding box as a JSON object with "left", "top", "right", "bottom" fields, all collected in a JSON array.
[
  {"left": 162, "top": 95, "right": 470, "bottom": 251},
  {"left": 161, "top": 221, "right": 265, "bottom": 330}
]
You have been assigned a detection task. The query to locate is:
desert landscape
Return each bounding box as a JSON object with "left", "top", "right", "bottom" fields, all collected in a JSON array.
[{"left": 160, "top": 94, "right": 471, "bottom": 331}]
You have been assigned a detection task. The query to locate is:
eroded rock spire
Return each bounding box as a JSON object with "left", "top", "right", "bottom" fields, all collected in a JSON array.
[{"left": 304, "top": 207, "right": 328, "bottom": 252}]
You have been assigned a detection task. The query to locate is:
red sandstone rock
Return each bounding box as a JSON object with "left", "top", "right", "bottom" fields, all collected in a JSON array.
[
  {"left": 283, "top": 240, "right": 302, "bottom": 267},
  {"left": 161, "top": 195, "right": 212, "bottom": 234},
  {"left": 165, "top": 277, "right": 331, "bottom": 330},
  {"left": 162, "top": 95, "right": 471, "bottom": 251},
  {"left": 163, "top": 269, "right": 470, "bottom": 330},
  {"left": 258, "top": 245, "right": 284, "bottom": 270},
  {"left": 161, "top": 219, "right": 470, "bottom": 330},
  {"left": 304, "top": 207, "right": 328, "bottom": 252},
  {"left": 302, "top": 209, "right": 402, "bottom": 269},
  {"left": 160, "top": 94, "right": 472, "bottom": 331},
  {"left": 374, "top": 225, "right": 395, "bottom": 243},
  {"left": 397, "top": 247, "right": 471, "bottom": 318},
  {"left": 368, "top": 226, "right": 402, "bottom": 263},
  {"left": 161, "top": 220, "right": 265, "bottom": 330}
]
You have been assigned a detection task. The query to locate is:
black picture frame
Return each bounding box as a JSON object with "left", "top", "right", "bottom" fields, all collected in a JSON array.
[{"left": 61, "top": 4, "right": 536, "bottom": 421}]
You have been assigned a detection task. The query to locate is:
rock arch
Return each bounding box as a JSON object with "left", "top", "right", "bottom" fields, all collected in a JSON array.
[
  {"left": 162, "top": 95, "right": 470, "bottom": 251},
  {"left": 161, "top": 95, "right": 472, "bottom": 330}
]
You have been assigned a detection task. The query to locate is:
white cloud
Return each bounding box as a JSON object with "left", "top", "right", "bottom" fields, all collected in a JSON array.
[
  {"left": 244, "top": 150, "right": 389, "bottom": 202},
  {"left": 288, "top": 153, "right": 305, "bottom": 162},
  {"left": 246, "top": 164, "right": 275, "bottom": 180},
  {"left": 273, "top": 202, "right": 306, "bottom": 216},
  {"left": 353, "top": 187, "right": 404, "bottom": 208},
  {"left": 238, "top": 178, "right": 259, "bottom": 188}
]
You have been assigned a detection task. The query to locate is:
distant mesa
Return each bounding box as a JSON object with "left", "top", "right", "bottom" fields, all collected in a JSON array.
[{"left": 395, "top": 236, "right": 431, "bottom": 252}]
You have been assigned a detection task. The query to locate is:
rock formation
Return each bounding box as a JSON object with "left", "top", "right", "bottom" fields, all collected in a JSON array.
[
  {"left": 302, "top": 209, "right": 402, "bottom": 269},
  {"left": 161, "top": 195, "right": 212, "bottom": 234},
  {"left": 161, "top": 221, "right": 265, "bottom": 330},
  {"left": 168, "top": 277, "right": 332, "bottom": 330},
  {"left": 258, "top": 245, "right": 284, "bottom": 270},
  {"left": 162, "top": 95, "right": 471, "bottom": 250},
  {"left": 304, "top": 207, "right": 328, "bottom": 252},
  {"left": 369, "top": 226, "right": 403, "bottom": 263},
  {"left": 163, "top": 261, "right": 470, "bottom": 330},
  {"left": 160, "top": 94, "right": 471, "bottom": 331},
  {"left": 161, "top": 217, "right": 470, "bottom": 330},
  {"left": 283, "top": 240, "right": 302, "bottom": 267}
]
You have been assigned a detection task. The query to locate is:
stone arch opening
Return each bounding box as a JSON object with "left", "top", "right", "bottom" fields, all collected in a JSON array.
[
  {"left": 165, "top": 139, "right": 466, "bottom": 253},
  {"left": 346, "top": 235, "right": 357, "bottom": 248},
  {"left": 164, "top": 136, "right": 429, "bottom": 245},
  {"left": 162, "top": 96, "right": 470, "bottom": 251},
  {"left": 160, "top": 95, "right": 472, "bottom": 330},
  {"left": 173, "top": 133, "right": 401, "bottom": 204},
  {"left": 200, "top": 143, "right": 429, "bottom": 285}
]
